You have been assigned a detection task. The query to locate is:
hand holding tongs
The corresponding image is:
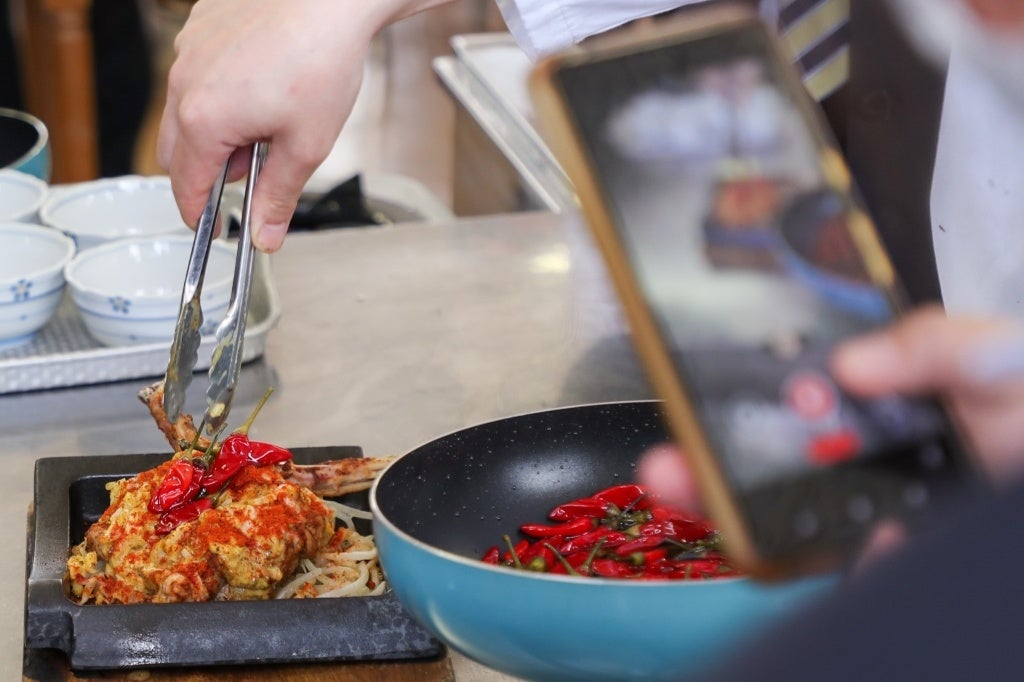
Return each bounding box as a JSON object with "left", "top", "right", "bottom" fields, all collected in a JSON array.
[{"left": 163, "top": 142, "right": 269, "bottom": 436}]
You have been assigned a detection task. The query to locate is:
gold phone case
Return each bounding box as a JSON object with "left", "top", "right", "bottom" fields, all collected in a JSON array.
[{"left": 528, "top": 3, "right": 906, "bottom": 578}]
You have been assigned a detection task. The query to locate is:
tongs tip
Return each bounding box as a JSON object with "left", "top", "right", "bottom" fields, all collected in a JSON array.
[{"left": 161, "top": 142, "right": 268, "bottom": 432}]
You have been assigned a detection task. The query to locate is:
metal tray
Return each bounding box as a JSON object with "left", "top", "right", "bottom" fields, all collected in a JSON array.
[
  {"left": 0, "top": 249, "right": 279, "bottom": 395},
  {"left": 25, "top": 446, "right": 443, "bottom": 671},
  {"left": 433, "top": 33, "right": 576, "bottom": 213}
]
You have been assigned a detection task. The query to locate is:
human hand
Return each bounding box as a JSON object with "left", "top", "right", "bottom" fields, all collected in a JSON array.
[
  {"left": 158, "top": 0, "right": 451, "bottom": 253},
  {"left": 830, "top": 304, "right": 1024, "bottom": 482},
  {"left": 638, "top": 306, "right": 1024, "bottom": 561}
]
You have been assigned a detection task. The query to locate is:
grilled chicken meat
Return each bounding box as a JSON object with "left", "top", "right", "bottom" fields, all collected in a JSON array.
[
  {"left": 67, "top": 455, "right": 334, "bottom": 603},
  {"left": 66, "top": 382, "right": 396, "bottom": 604}
]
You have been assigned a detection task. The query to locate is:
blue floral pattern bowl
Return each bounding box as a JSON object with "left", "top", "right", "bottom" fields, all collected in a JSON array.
[
  {"left": 40, "top": 176, "right": 197, "bottom": 251},
  {"left": 63, "top": 236, "right": 235, "bottom": 347},
  {"left": 0, "top": 222, "right": 75, "bottom": 348}
]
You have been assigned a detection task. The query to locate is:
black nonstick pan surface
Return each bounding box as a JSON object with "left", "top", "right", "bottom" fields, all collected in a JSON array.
[{"left": 375, "top": 400, "right": 670, "bottom": 557}]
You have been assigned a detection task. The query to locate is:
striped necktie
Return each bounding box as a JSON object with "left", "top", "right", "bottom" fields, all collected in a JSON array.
[{"left": 775, "top": 0, "right": 850, "bottom": 101}]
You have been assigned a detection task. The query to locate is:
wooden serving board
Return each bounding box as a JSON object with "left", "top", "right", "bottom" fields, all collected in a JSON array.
[{"left": 23, "top": 647, "right": 455, "bottom": 681}]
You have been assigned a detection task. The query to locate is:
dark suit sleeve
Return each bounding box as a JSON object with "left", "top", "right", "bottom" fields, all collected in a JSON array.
[
  {"left": 827, "top": 0, "right": 947, "bottom": 305},
  {"left": 703, "top": 482, "right": 1020, "bottom": 682}
]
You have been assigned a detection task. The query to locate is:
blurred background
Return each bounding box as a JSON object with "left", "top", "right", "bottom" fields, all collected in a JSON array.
[
  {"left": 1, "top": 0, "right": 507, "bottom": 206},
  {"left": 1, "top": 0, "right": 949, "bottom": 305}
]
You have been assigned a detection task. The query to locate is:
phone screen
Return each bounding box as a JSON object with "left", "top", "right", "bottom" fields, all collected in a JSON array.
[{"left": 555, "top": 21, "right": 975, "bottom": 557}]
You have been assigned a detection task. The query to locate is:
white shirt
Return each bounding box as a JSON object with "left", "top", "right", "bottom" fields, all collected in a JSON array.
[
  {"left": 495, "top": 0, "right": 709, "bottom": 60},
  {"left": 930, "top": 50, "right": 1024, "bottom": 319}
]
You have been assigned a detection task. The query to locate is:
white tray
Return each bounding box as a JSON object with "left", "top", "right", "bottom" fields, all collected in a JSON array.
[{"left": 0, "top": 250, "right": 279, "bottom": 394}]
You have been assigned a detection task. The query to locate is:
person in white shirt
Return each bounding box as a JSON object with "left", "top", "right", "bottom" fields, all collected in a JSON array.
[
  {"left": 158, "top": 0, "right": 787, "bottom": 255},
  {"left": 161, "top": 0, "right": 1023, "bottom": 314}
]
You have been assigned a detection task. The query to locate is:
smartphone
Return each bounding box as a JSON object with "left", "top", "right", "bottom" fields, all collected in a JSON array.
[{"left": 530, "top": 3, "right": 983, "bottom": 578}]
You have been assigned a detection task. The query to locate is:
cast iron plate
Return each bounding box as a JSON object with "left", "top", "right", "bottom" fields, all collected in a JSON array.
[{"left": 25, "top": 446, "right": 442, "bottom": 671}]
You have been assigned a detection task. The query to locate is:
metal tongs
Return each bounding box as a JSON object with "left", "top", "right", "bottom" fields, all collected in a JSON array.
[{"left": 163, "top": 142, "right": 269, "bottom": 436}]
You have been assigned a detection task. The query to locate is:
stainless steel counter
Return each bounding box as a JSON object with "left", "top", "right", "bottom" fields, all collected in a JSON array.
[{"left": 2, "top": 211, "right": 654, "bottom": 678}]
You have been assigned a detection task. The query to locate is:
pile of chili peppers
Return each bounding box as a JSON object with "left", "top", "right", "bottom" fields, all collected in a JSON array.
[
  {"left": 481, "top": 484, "right": 739, "bottom": 580},
  {"left": 148, "top": 390, "right": 292, "bottom": 534}
]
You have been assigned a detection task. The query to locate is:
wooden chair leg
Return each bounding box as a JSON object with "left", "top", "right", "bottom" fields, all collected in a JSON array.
[{"left": 14, "top": 0, "right": 99, "bottom": 183}]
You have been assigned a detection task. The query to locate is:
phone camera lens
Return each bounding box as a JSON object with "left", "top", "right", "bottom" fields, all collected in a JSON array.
[
  {"left": 792, "top": 509, "right": 821, "bottom": 539},
  {"left": 919, "top": 444, "right": 945, "bottom": 470},
  {"left": 903, "top": 482, "right": 929, "bottom": 509},
  {"left": 847, "top": 495, "right": 875, "bottom": 523}
]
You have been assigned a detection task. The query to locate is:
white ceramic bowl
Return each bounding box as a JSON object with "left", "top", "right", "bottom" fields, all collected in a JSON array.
[
  {"left": 0, "top": 169, "right": 48, "bottom": 222},
  {"left": 40, "top": 176, "right": 195, "bottom": 250},
  {"left": 64, "top": 236, "right": 236, "bottom": 347},
  {"left": 0, "top": 222, "right": 76, "bottom": 348}
]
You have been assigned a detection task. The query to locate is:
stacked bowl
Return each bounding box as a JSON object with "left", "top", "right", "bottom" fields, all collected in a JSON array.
[
  {"left": 40, "top": 176, "right": 194, "bottom": 251},
  {"left": 40, "top": 176, "right": 229, "bottom": 347},
  {"left": 0, "top": 223, "right": 75, "bottom": 348},
  {"left": 0, "top": 170, "right": 48, "bottom": 223},
  {"left": 63, "top": 236, "right": 235, "bottom": 346},
  {"left": 0, "top": 166, "right": 234, "bottom": 349}
]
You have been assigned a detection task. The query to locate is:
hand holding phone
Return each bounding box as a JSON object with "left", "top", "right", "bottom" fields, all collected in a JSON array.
[{"left": 529, "top": 4, "right": 985, "bottom": 578}]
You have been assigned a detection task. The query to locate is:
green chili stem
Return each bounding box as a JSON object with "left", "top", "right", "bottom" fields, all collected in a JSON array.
[
  {"left": 620, "top": 492, "right": 648, "bottom": 515},
  {"left": 199, "top": 424, "right": 228, "bottom": 469},
  {"left": 182, "top": 418, "right": 205, "bottom": 460},
  {"left": 502, "top": 534, "right": 524, "bottom": 570},
  {"left": 235, "top": 387, "right": 274, "bottom": 436},
  {"left": 544, "top": 542, "right": 582, "bottom": 577},
  {"left": 581, "top": 538, "right": 606, "bottom": 576}
]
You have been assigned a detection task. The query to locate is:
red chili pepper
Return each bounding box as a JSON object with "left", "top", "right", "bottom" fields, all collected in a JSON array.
[
  {"left": 639, "top": 548, "right": 669, "bottom": 564},
  {"left": 645, "top": 557, "right": 728, "bottom": 580},
  {"left": 647, "top": 505, "right": 714, "bottom": 528},
  {"left": 547, "top": 548, "right": 591, "bottom": 575},
  {"left": 198, "top": 442, "right": 248, "bottom": 492},
  {"left": 198, "top": 434, "right": 293, "bottom": 492},
  {"left": 245, "top": 438, "right": 292, "bottom": 465},
  {"left": 613, "top": 534, "right": 665, "bottom": 556},
  {"left": 684, "top": 558, "right": 730, "bottom": 578},
  {"left": 639, "top": 519, "right": 713, "bottom": 543},
  {"left": 521, "top": 539, "right": 559, "bottom": 571},
  {"left": 481, "top": 546, "right": 501, "bottom": 564},
  {"left": 217, "top": 433, "right": 293, "bottom": 467},
  {"left": 148, "top": 458, "right": 204, "bottom": 513},
  {"left": 646, "top": 506, "right": 699, "bottom": 522},
  {"left": 638, "top": 519, "right": 677, "bottom": 538},
  {"left": 154, "top": 496, "right": 214, "bottom": 535},
  {"left": 589, "top": 558, "right": 637, "bottom": 578},
  {"left": 648, "top": 506, "right": 674, "bottom": 521},
  {"left": 593, "top": 484, "right": 652, "bottom": 511},
  {"left": 557, "top": 527, "right": 629, "bottom": 555},
  {"left": 501, "top": 539, "right": 530, "bottom": 567},
  {"left": 640, "top": 558, "right": 677, "bottom": 579},
  {"left": 480, "top": 483, "right": 738, "bottom": 581},
  {"left": 519, "top": 517, "right": 593, "bottom": 538},
  {"left": 548, "top": 497, "right": 611, "bottom": 521}
]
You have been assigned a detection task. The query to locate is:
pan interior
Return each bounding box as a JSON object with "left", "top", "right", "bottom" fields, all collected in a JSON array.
[
  {"left": 376, "top": 402, "right": 669, "bottom": 558},
  {"left": 0, "top": 115, "right": 40, "bottom": 167}
]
